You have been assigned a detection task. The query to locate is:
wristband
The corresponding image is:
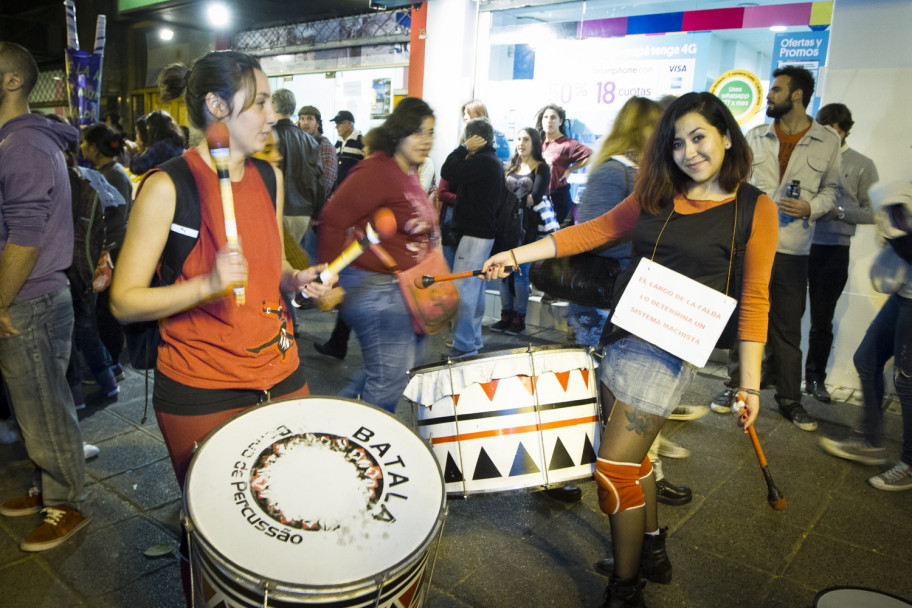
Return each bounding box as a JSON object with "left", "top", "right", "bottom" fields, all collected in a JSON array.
[
  {"left": 737, "top": 387, "right": 760, "bottom": 396},
  {"left": 509, "top": 249, "right": 522, "bottom": 275}
]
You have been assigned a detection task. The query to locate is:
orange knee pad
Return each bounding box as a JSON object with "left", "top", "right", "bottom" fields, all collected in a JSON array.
[{"left": 595, "top": 456, "right": 652, "bottom": 515}]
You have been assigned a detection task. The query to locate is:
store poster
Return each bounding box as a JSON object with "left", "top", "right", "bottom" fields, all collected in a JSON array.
[
  {"left": 371, "top": 78, "right": 392, "bottom": 119},
  {"left": 770, "top": 31, "right": 829, "bottom": 116}
]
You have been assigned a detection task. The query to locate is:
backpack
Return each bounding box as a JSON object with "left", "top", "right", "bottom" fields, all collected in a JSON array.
[
  {"left": 491, "top": 185, "right": 525, "bottom": 255},
  {"left": 66, "top": 167, "right": 127, "bottom": 292},
  {"left": 125, "top": 155, "right": 277, "bottom": 369}
]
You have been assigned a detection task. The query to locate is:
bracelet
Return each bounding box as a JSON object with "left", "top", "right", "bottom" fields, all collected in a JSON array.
[
  {"left": 737, "top": 387, "right": 760, "bottom": 396},
  {"left": 509, "top": 249, "right": 522, "bottom": 276}
]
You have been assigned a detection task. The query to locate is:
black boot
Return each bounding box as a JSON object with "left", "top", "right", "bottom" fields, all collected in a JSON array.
[
  {"left": 505, "top": 311, "right": 526, "bottom": 336},
  {"left": 314, "top": 319, "right": 350, "bottom": 360},
  {"left": 490, "top": 309, "right": 512, "bottom": 332},
  {"left": 596, "top": 527, "right": 672, "bottom": 584},
  {"left": 655, "top": 478, "right": 692, "bottom": 506},
  {"left": 601, "top": 574, "right": 646, "bottom": 608}
]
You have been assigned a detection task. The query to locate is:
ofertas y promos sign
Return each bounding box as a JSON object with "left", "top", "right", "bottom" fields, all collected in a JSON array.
[{"left": 611, "top": 258, "right": 737, "bottom": 368}]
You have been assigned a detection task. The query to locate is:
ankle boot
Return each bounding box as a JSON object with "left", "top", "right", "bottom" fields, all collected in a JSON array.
[
  {"left": 595, "top": 527, "right": 672, "bottom": 584},
  {"left": 490, "top": 309, "right": 512, "bottom": 332},
  {"left": 601, "top": 574, "right": 646, "bottom": 608},
  {"left": 505, "top": 311, "right": 526, "bottom": 335}
]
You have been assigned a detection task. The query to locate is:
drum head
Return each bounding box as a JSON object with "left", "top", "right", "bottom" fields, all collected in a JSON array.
[
  {"left": 814, "top": 587, "right": 912, "bottom": 608},
  {"left": 185, "top": 397, "right": 444, "bottom": 589}
]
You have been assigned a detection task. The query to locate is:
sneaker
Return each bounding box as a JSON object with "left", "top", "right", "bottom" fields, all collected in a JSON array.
[
  {"left": 100, "top": 377, "right": 119, "bottom": 399},
  {"left": 710, "top": 389, "right": 735, "bottom": 414},
  {"left": 489, "top": 311, "right": 511, "bottom": 333},
  {"left": 867, "top": 461, "right": 912, "bottom": 492},
  {"left": 820, "top": 436, "right": 888, "bottom": 466},
  {"left": 70, "top": 383, "right": 86, "bottom": 411},
  {"left": 20, "top": 505, "right": 90, "bottom": 552},
  {"left": 112, "top": 364, "right": 126, "bottom": 382},
  {"left": 83, "top": 443, "right": 100, "bottom": 460},
  {"left": 1, "top": 488, "right": 43, "bottom": 517},
  {"left": 669, "top": 405, "right": 709, "bottom": 421},
  {"left": 657, "top": 437, "right": 690, "bottom": 459},
  {"left": 778, "top": 401, "right": 817, "bottom": 432}
]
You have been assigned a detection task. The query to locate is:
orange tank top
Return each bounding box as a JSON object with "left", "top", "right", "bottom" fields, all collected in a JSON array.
[{"left": 157, "top": 148, "right": 298, "bottom": 390}]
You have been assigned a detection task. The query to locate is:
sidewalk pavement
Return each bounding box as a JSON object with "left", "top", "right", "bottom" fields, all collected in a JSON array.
[{"left": 1, "top": 303, "right": 910, "bottom": 608}]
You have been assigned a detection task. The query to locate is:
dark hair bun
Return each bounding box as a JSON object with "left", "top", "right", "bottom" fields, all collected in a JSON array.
[{"left": 158, "top": 63, "right": 190, "bottom": 103}]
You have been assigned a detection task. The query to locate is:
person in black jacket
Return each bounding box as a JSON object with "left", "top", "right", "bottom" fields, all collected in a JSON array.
[
  {"left": 272, "top": 89, "right": 325, "bottom": 245},
  {"left": 441, "top": 117, "right": 504, "bottom": 357}
]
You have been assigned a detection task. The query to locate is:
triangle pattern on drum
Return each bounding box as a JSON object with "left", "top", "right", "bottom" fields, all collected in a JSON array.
[
  {"left": 509, "top": 443, "right": 541, "bottom": 476},
  {"left": 548, "top": 438, "right": 576, "bottom": 470},
  {"left": 555, "top": 370, "right": 572, "bottom": 392},
  {"left": 519, "top": 375, "right": 536, "bottom": 396},
  {"left": 580, "top": 435, "right": 597, "bottom": 465},
  {"left": 473, "top": 447, "right": 503, "bottom": 479},
  {"left": 444, "top": 452, "right": 464, "bottom": 483},
  {"left": 396, "top": 576, "right": 422, "bottom": 607},
  {"left": 581, "top": 368, "right": 590, "bottom": 389},
  {"left": 480, "top": 379, "right": 499, "bottom": 401}
]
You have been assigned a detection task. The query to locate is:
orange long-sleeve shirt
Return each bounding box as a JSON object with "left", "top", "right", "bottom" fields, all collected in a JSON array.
[{"left": 552, "top": 192, "right": 778, "bottom": 343}]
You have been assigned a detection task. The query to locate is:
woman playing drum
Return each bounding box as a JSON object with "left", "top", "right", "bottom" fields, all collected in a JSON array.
[
  {"left": 110, "top": 50, "right": 330, "bottom": 492},
  {"left": 482, "top": 92, "right": 778, "bottom": 607}
]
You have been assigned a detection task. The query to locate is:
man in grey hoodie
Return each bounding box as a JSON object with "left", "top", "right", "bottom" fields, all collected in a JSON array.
[{"left": 0, "top": 42, "right": 90, "bottom": 551}]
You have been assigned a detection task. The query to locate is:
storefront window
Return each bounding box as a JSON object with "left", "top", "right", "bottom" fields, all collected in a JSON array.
[{"left": 475, "top": 0, "right": 832, "bottom": 146}]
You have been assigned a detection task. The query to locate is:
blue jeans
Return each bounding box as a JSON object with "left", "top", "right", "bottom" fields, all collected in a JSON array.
[
  {"left": 301, "top": 227, "right": 318, "bottom": 266},
  {"left": 0, "top": 286, "right": 86, "bottom": 507},
  {"left": 498, "top": 262, "right": 531, "bottom": 314},
  {"left": 853, "top": 294, "right": 912, "bottom": 465},
  {"left": 339, "top": 268, "right": 423, "bottom": 413},
  {"left": 70, "top": 281, "right": 115, "bottom": 385},
  {"left": 452, "top": 236, "right": 494, "bottom": 354}
]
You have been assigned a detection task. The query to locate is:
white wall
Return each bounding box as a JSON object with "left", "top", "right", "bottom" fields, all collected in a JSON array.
[
  {"left": 423, "top": 0, "right": 481, "bottom": 172},
  {"left": 816, "top": 0, "right": 912, "bottom": 390}
]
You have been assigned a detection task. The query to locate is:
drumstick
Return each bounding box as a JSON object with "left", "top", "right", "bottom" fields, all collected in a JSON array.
[
  {"left": 416, "top": 266, "right": 514, "bottom": 289},
  {"left": 292, "top": 210, "right": 396, "bottom": 308},
  {"left": 736, "top": 398, "right": 785, "bottom": 510},
  {"left": 205, "top": 121, "right": 244, "bottom": 306}
]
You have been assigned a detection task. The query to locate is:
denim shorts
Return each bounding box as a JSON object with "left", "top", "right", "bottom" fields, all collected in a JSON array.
[{"left": 599, "top": 335, "right": 698, "bottom": 417}]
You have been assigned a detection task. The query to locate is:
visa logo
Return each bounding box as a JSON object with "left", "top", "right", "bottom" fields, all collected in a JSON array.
[{"left": 669, "top": 65, "right": 687, "bottom": 72}]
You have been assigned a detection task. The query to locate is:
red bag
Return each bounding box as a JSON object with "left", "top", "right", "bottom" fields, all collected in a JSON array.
[
  {"left": 92, "top": 251, "right": 113, "bottom": 293},
  {"left": 395, "top": 247, "right": 459, "bottom": 335}
]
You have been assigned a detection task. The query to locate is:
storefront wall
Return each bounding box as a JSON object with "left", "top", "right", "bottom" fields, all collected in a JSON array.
[{"left": 423, "top": 0, "right": 912, "bottom": 391}]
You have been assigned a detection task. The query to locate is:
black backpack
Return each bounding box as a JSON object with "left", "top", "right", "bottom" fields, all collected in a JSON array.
[
  {"left": 491, "top": 185, "right": 525, "bottom": 255},
  {"left": 125, "top": 155, "right": 277, "bottom": 369}
]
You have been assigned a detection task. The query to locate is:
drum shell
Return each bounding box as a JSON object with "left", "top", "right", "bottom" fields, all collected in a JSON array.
[
  {"left": 183, "top": 397, "right": 445, "bottom": 607},
  {"left": 405, "top": 346, "right": 600, "bottom": 497}
]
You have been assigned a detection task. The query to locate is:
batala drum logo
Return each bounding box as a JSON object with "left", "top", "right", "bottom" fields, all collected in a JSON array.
[{"left": 230, "top": 425, "right": 410, "bottom": 543}]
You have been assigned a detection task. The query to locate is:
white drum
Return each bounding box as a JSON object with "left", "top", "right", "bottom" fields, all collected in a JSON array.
[
  {"left": 404, "top": 345, "right": 600, "bottom": 497},
  {"left": 183, "top": 397, "right": 445, "bottom": 607}
]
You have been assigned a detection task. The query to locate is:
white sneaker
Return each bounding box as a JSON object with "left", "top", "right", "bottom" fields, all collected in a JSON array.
[
  {"left": 819, "top": 436, "right": 888, "bottom": 466},
  {"left": 868, "top": 461, "right": 912, "bottom": 492},
  {"left": 657, "top": 437, "right": 690, "bottom": 459},
  {"left": 83, "top": 443, "right": 99, "bottom": 460},
  {"left": 669, "top": 405, "right": 709, "bottom": 421}
]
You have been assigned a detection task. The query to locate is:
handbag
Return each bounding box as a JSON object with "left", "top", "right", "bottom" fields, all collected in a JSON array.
[
  {"left": 870, "top": 244, "right": 908, "bottom": 294},
  {"left": 530, "top": 252, "right": 621, "bottom": 308},
  {"left": 395, "top": 247, "right": 460, "bottom": 335},
  {"left": 533, "top": 197, "right": 560, "bottom": 235}
]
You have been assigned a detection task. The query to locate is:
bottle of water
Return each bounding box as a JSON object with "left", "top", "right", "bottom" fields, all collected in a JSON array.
[{"left": 780, "top": 180, "right": 801, "bottom": 225}]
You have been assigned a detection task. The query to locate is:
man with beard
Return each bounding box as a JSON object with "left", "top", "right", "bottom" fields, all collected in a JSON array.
[
  {"left": 711, "top": 65, "right": 840, "bottom": 432},
  {"left": 0, "top": 42, "right": 90, "bottom": 550}
]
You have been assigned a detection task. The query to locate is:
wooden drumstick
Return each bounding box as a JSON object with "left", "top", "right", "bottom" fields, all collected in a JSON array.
[
  {"left": 416, "top": 266, "right": 514, "bottom": 289},
  {"left": 206, "top": 121, "right": 244, "bottom": 306}
]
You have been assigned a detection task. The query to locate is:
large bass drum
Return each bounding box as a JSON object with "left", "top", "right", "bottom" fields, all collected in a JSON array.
[
  {"left": 183, "top": 397, "right": 445, "bottom": 607},
  {"left": 404, "top": 345, "right": 600, "bottom": 497}
]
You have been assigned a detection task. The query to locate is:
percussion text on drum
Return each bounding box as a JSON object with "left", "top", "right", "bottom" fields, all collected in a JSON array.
[
  {"left": 239, "top": 424, "right": 293, "bottom": 459},
  {"left": 229, "top": 472, "right": 304, "bottom": 545}
]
